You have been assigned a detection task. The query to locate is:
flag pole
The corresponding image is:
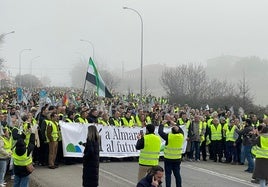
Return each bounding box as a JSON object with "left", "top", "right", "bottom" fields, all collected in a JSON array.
[{"left": 82, "top": 61, "right": 89, "bottom": 101}]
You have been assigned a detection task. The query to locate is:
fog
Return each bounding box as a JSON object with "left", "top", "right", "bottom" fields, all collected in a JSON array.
[{"left": 1, "top": 0, "right": 268, "bottom": 93}]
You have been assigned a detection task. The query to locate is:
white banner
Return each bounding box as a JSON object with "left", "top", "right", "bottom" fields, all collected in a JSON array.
[{"left": 60, "top": 122, "right": 188, "bottom": 158}]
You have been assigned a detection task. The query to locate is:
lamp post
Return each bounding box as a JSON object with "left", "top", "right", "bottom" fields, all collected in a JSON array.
[
  {"left": 123, "top": 6, "right": 144, "bottom": 101},
  {"left": 80, "top": 39, "right": 95, "bottom": 60},
  {"left": 30, "top": 56, "right": 40, "bottom": 89},
  {"left": 19, "top": 48, "right": 31, "bottom": 87},
  {"left": 80, "top": 39, "right": 95, "bottom": 100},
  {"left": 0, "top": 31, "right": 15, "bottom": 41}
]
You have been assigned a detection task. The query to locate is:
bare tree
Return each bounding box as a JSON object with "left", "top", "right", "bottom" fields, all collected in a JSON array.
[
  {"left": 100, "top": 69, "right": 120, "bottom": 91},
  {"left": 161, "top": 64, "right": 208, "bottom": 105}
]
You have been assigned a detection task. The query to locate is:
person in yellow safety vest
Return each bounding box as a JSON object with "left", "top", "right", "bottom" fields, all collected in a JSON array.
[
  {"left": 109, "top": 110, "right": 121, "bottom": 127},
  {"left": 251, "top": 115, "right": 260, "bottom": 129},
  {"left": 142, "top": 110, "right": 152, "bottom": 125},
  {"left": 135, "top": 109, "right": 145, "bottom": 127},
  {"left": 206, "top": 111, "right": 218, "bottom": 160},
  {"left": 220, "top": 117, "right": 228, "bottom": 160},
  {"left": 98, "top": 112, "right": 110, "bottom": 126},
  {"left": 10, "top": 115, "right": 22, "bottom": 147},
  {"left": 177, "top": 112, "right": 190, "bottom": 160},
  {"left": 46, "top": 112, "right": 60, "bottom": 169},
  {"left": 158, "top": 121, "right": 184, "bottom": 187},
  {"left": 177, "top": 112, "right": 190, "bottom": 129},
  {"left": 12, "top": 132, "right": 35, "bottom": 187},
  {"left": 0, "top": 127, "right": 12, "bottom": 186},
  {"left": 199, "top": 116, "right": 208, "bottom": 161},
  {"left": 21, "top": 115, "right": 33, "bottom": 147},
  {"left": 224, "top": 119, "right": 239, "bottom": 164},
  {"left": 65, "top": 111, "right": 75, "bottom": 123},
  {"left": 208, "top": 117, "right": 223, "bottom": 162},
  {"left": 174, "top": 106, "right": 179, "bottom": 114},
  {"left": 75, "top": 110, "right": 89, "bottom": 124},
  {"left": 121, "top": 110, "right": 135, "bottom": 127},
  {"left": 188, "top": 115, "right": 204, "bottom": 162},
  {"left": 251, "top": 126, "right": 268, "bottom": 187},
  {"left": 136, "top": 124, "right": 161, "bottom": 182}
]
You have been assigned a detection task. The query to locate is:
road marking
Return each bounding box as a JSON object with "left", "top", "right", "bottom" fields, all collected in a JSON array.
[
  {"left": 99, "top": 168, "right": 136, "bottom": 185},
  {"left": 183, "top": 164, "right": 257, "bottom": 187}
]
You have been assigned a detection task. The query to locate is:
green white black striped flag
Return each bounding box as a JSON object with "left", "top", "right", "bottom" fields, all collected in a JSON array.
[{"left": 86, "top": 58, "right": 113, "bottom": 98}]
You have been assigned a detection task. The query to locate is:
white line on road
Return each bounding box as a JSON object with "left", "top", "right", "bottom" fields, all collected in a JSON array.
[
  {"left": 182, "top": 164, "right": 257, "bottom": 187},
  {"left": 99, "top": 168, "right": 136, "bottom": 186}
]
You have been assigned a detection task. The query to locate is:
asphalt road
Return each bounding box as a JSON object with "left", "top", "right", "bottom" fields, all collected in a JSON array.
[{"left": 29, "top": 160, "right": 258, "bottom": 187}]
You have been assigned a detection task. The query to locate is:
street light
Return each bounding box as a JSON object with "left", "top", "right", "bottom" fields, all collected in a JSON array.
[
  {"left": 80, "top": 39, "right": 95, "bottom": 100},
  {"left": 0, "top": 31, "right": 15, "bottom": 41},
  {"left": 30, "top": 56, "right": 40, "bottom": 75},
  {"left": 30, "top": 56, "right": 40, "bottom": 89},
  {"left": 123, "top": 6, "right": 144, "bottom": 101},
  {"left": 80, "top": 39, "right": 95, "bottom": 60},
  {"left": 19, "top": 48, "right": 32, "bottom": 87}
]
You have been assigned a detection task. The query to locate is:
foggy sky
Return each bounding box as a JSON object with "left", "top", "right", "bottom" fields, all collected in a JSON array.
[{"left": 1, "top": 0, "right": 268, "bottom": 86}]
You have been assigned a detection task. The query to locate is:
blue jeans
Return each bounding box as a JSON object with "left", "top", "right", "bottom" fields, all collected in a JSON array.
[
  {"left": 190, "top": 141, "right": 200, "bottom": 160},
  {"left": 240, "top": 145, "right": 245, "bottom": 163},
  {"left": 164, "top": 160, "right": 182, "bottom": 187},
  {"left": 13, "top": 175, "right": 29, "bottom": 187},
  {"left": 225, "top": 141, "right": 237, "bottom": 162},
  {"left": 0, "top": 160, "right": 7, "bottom": 184},
  {"left": 243, "top": 145, "right": 254, "bottom": 171}
]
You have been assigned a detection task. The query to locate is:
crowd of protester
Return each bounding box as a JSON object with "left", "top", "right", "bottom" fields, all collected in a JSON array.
[{"left": 0, "top": 87, "right": 267, "bottom": 186}]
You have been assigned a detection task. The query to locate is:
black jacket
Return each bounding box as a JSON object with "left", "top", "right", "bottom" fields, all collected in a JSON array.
[
  {"left": 137, "top": 174, "right": 162, "bottom": 187},
  {"left": 82, "top": 139, "right": 99, "bottom": 187}
]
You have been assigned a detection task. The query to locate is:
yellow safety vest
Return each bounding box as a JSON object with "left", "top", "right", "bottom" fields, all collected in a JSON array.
[
  {"left": 121, "top": 117, "right": 134, "bottom": 127},
  {"left": 112, "top": 118, "right": 121, "bottom": 127},
  {"left": 46, "top": 121, "right": 59, "bottom": 142},
  {"left": 210, "top": 124, "right": 222, "bottom": 141},
  {"left": 252, "top": 136, "right": 268, "bottom": 159},
  {"left": 0, "top": 136, "right": 12, "bottom": 155},
  {"left": 164, "top": 133, "right": 184, "bottom": 159},
  {"left": 98, "top": 119, "right": 109, "bottom": 126},
  {"left": 139, "top": 134, "right": 161, "bottom": 166},
  {"left": 135, "top": 115, "right": 142, "bottom": 127},
  {"left": 252, "top": 121, "right": 260, "bottom": 128},
  {"left": 207, "top": 118, "right": 213, "bottom": 128},
  {"left": 77, "top": 117, "right": 88, "bottom": 124},
  {"left": 201, "top": 122, "right": 207, "bottom": 143},
  {"left": 146, "top": 116, "right": 152, "bottom": 125},
  {"left": 65, "top": 118, "right": 73, "bottom": 123},
  {"left": 12, "top": 149, "right": 32, "bottom": 166},
  {"left": 23, "top": 122, "right": 32, "bottom": 146},
  {"left": 178, "top": 118, "right": 190, "bottom": 129},
  {"left": 32, "top": 118, "right": 37, "bottom": 125},
  {"left": 225, "top": 125, "right": 236, "bottom": 142}
]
